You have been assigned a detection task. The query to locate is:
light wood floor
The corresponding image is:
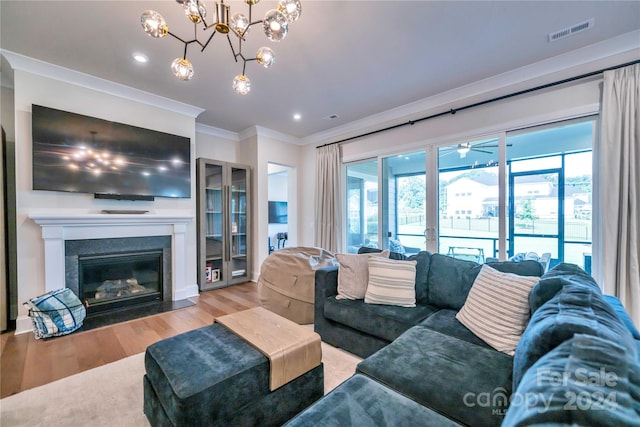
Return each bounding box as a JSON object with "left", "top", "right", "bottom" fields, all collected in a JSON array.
[{"left": 0, "top": 282, "right": 260, "bottom": 399}]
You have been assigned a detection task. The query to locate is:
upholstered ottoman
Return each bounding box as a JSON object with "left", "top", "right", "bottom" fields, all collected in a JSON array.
[
  {"left": 143, "top": 322, "right": 324, "bottom": 426},
  {"left": 284, "top": 374, "right": 463, "bottom": 426}
]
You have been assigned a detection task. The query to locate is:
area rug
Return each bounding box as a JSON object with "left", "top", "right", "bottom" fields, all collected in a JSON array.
[{"left": 0, "top": 340, "right": 361, "bottom": 426}]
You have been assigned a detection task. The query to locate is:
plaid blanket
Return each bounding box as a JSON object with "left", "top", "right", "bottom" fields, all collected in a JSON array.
[{"left": 23, "top": 288, "right": 86, "bottom": 339}]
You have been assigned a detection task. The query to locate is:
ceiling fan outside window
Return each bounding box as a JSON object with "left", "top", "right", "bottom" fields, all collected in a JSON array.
[{"left": 441, "top": 141, "right": 510, "bottom": 158}]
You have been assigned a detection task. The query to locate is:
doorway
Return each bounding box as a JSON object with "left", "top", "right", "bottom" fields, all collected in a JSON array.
[
  {"left": 509, "top": 169, "right": 562, "bottom": 262},
  {"left": 268, "top": 163, "right": 294, "bottom": 253}
]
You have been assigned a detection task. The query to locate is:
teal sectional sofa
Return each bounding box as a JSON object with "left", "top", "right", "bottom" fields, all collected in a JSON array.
[{"left": 289, "top": 252, "right": 640, "bottom": 426}]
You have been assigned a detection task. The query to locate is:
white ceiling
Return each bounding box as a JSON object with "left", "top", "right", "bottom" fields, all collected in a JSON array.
[{"left": 1, "top": 1, "right": 639, "bottom": 141}]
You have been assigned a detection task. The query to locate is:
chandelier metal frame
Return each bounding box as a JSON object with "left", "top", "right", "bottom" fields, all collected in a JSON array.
[{"left": 141, "top": 0, "right": 301, "bottom": 95}]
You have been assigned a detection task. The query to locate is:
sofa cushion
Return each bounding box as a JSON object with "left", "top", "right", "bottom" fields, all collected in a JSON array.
[
  {"left": 528, "top": 262, "right": 600, "bottom": 313},
  {"left": 336, "top": 250, "right": 389, "bottom": 300},
  {"left": 504, "top": 333, "right": 640, "bottom": 426},
  {"left": 357, "top": 327, "right": 513, "bottom": 427},
  {"left": 357, "top": 246, "right": 406, "bottom": 260},
  {"left": 427, "top": 254, "right": 543, "bottom": 310},
  {"left": 283, "top": 374, "right": 463, "bottom": 427},
  {"left": 417, "top": 309, "right": 492, "bottom": 349},
  {"left": 324, "top": 297, "right": 437, "bottom": 343},
  {"left": 513, "top": 268, "right": 638, "bottom": 391},
  {"left": 364, "top": 257, "right": 417, "bottom": 307},
  {"left": 456, "top": 264, "right": 539, "bottom": 355},
  {"left": 408, "top": 251, "right": 432, "bottom": 304},
  {"left": 603, "top": 295, "right": 640, "bottom": 340}
]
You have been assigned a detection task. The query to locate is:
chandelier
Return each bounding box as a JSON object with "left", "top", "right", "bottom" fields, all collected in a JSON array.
[{"left": 140, "top": 0, "right": 302, "bottom": 95}]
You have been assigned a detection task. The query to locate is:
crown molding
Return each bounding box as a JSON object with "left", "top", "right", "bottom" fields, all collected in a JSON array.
[
  {"left": 1, "top": 49, "right": 205, "bottom": 119},
  {"left": 238, "top": 125, "right": 301, "bottom": 145},
  {"left": 195, "top": 122, "right": 239, "bottom": 141},
  {"left": 300, "top": 30, "right": 640, "bottom": 146}
]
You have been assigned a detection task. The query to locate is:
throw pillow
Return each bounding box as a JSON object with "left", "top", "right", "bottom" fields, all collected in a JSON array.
[
  {"left": 456, "top": 264, "right": 539, "bottom": 355},
  {"left": 23, "top": 288, "right": 87, "bottom": 339},
  {"left": 336, "top": 250, "right": 390, "bottom": 300},
  {"left": 364, "top": 257, "right": 417, "bottom": 307},
  {"left": 388, "top": 239, "right": 406, "bottom": 255}
]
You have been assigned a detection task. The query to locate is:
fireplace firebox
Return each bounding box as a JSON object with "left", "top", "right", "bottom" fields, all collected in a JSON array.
[{"left": 79, "top": 250, "right": 163, "bottom": 314}]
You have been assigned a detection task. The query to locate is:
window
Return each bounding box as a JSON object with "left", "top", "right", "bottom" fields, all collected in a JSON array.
[
  {"left": 346, "top": 160, "right": 378, "bottom": 253},
  {"left": 506, "top": 119, "right": 593, "bottom": 270},
  {"left": 438, "top": 137, "right": 499, "bottom": 261},
  {"left": 434, "top": 118, "right": 593, "bottom": 269},
  {"left": 343, "top": 118, "right": 594, "bottom": 271},
  {"left": 381, "top": 151, "right": 426, "bottom": 255}
]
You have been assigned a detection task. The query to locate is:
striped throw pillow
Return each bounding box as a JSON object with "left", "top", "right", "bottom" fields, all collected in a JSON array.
[
  {"left": 456, "top": 264, "right": 540, "bottom": 355},
  {"left": 336, "top": 250, "right": 390, "bottom": 300},
  {"left": 364, "top": 257, "right": 417, "bottom": 307}
]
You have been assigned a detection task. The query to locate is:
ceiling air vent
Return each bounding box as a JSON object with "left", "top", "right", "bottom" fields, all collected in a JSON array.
[{"left": 548, "top": 18, "right": 594, "bottom": 42}]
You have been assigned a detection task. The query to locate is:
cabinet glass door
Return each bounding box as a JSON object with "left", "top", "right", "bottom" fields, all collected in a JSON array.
[
  {"left": 205, "top": 163, "right": 224, "bottom": 285},
  {"left": 229, "top": 167, "right": 248, "bottom": 280}
]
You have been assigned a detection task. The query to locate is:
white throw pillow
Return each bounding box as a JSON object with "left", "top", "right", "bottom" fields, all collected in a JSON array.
[
  {"left": 456, "top": 264, "right": 539, "bottom": 355},
  {"left": 364, "top": 257, "right": 417, "bottom": 307},
  {"left": 336, "top": 250, "right": 389, "bottom": 300}
]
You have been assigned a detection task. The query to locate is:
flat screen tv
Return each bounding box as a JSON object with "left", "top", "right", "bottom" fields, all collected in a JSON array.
[
  {"left": 268, "top": 201, "right": 288, "bottom": 224},
  {"left": 31, "top": 105, "right": 191, "bottom": 199}
]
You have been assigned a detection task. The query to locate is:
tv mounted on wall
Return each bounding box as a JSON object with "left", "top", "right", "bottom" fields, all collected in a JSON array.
[
  {"left": 31, "top": 105, "right": 191, "bottom": 200},
  {"left": 268, "top": 201, "right": 288, "bottom": 224}
]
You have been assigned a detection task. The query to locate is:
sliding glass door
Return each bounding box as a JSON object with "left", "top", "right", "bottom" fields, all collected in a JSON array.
[
  {"left": 438, "top": 138, "right": 500, "bottom": 262},
  {"left": 343, "top": 117, "right": 595, "bottom": 271},
  {"left": 506, "top": 119, "right": 594, "bottom": 269},
  {"left": 346, "top": 160, "right": 378, "bottom": 253},
  {"left": 509, "top": 169, "right": 562, "bottom": 261},
  {"left": 381, "top": 151, "right": 426, "bottom": 255}
]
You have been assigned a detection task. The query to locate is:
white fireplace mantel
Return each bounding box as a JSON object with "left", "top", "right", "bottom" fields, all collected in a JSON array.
[{"left": 29, "top": 213, "right": 196, "bottom": 301}]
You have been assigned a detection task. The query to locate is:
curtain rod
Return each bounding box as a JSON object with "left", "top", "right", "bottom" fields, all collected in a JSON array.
[{"left": 316, "top": 59, "right": 640, "bottom": 149}]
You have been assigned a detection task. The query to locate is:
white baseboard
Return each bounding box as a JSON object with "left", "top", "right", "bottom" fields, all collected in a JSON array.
[
  {"left": 174, "top": 283, "right": 199, "bottom": 301},
  {"left": 15, "top": 315, "right": 33, "bottom": 335}
]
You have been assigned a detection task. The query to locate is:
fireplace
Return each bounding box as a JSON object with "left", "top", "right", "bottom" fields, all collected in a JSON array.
[
  {"left": 79, "top": 250, "right": 163, "bottom": 314},
  {"left": 65, "top": 235, "right": 172, "bottom": 316},
  {"left": 25, "top": 213, "right": 198, "bottom": 335}
]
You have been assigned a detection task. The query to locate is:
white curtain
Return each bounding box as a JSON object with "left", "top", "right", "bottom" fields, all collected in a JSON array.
[
  {"left": 315, "top": 144, "right": 342, "bottom": 252},
  {"left": 598, "top": 63, "right": 640, "bottom": 327}
]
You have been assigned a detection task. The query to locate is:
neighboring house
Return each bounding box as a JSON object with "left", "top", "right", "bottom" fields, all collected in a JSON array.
[
  {"left": 445, "top": 173, "right": 590, "bottom": 220},
  {"left": 446, "top": 177, "right": 491, "bottom": 218}
]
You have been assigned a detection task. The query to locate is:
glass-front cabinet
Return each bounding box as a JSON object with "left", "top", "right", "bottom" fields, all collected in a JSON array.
[{"left": 197, "top": 158, "right": 251, "bottom": 290}]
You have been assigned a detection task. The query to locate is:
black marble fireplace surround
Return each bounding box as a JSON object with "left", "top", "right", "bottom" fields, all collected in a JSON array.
[{"left": 64, "top": 236, "right": 187, "bottom": 329}]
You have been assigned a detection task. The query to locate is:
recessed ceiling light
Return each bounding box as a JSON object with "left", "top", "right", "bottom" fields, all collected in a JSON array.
[
  {"left": 132, "top": 53, "right": 149, "bottom": 63},
  {"left": 293, "top": 113, "right": 302, "bottom": 121}
]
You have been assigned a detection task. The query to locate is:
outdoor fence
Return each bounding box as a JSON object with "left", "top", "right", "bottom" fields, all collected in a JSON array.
[{"left": 398, "top": 215, "right": 591, "bottom": 241}]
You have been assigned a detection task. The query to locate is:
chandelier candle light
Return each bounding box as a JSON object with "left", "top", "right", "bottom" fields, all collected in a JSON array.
[{"left": 141, "top": 0, "right": 302, "bottom": 95}]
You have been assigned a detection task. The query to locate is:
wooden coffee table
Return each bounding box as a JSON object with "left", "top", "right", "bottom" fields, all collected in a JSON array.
[{"left": 216, "top": 306, "right": 322, "bottom": 390}]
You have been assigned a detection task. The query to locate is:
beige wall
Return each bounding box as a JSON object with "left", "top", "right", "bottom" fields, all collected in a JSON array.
[
  {"left": 11, "top": 70, "right": 199, "bottom": 332},
  {"left": 299, "top": 143, "right": 317, "bottom": 247},
  {"left": 195, "top": 131, "right": 238, "bottom": 163},
  {"left": 237, "top": 131, "right": 302, "bottom": 280},
  {"left": 1, "top": 86, "right": 15, "bottom": 141},
  {"left": 4, "top": 62, "right": 307, "bottom": 332}
]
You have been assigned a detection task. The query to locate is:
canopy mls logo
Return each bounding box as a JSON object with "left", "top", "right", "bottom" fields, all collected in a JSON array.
[
  {"left": 537, "top": 366, "right": 618, "bottom": 388},
  {"left": 463, "top": 366, "right": 619, "bottom": 415}
]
